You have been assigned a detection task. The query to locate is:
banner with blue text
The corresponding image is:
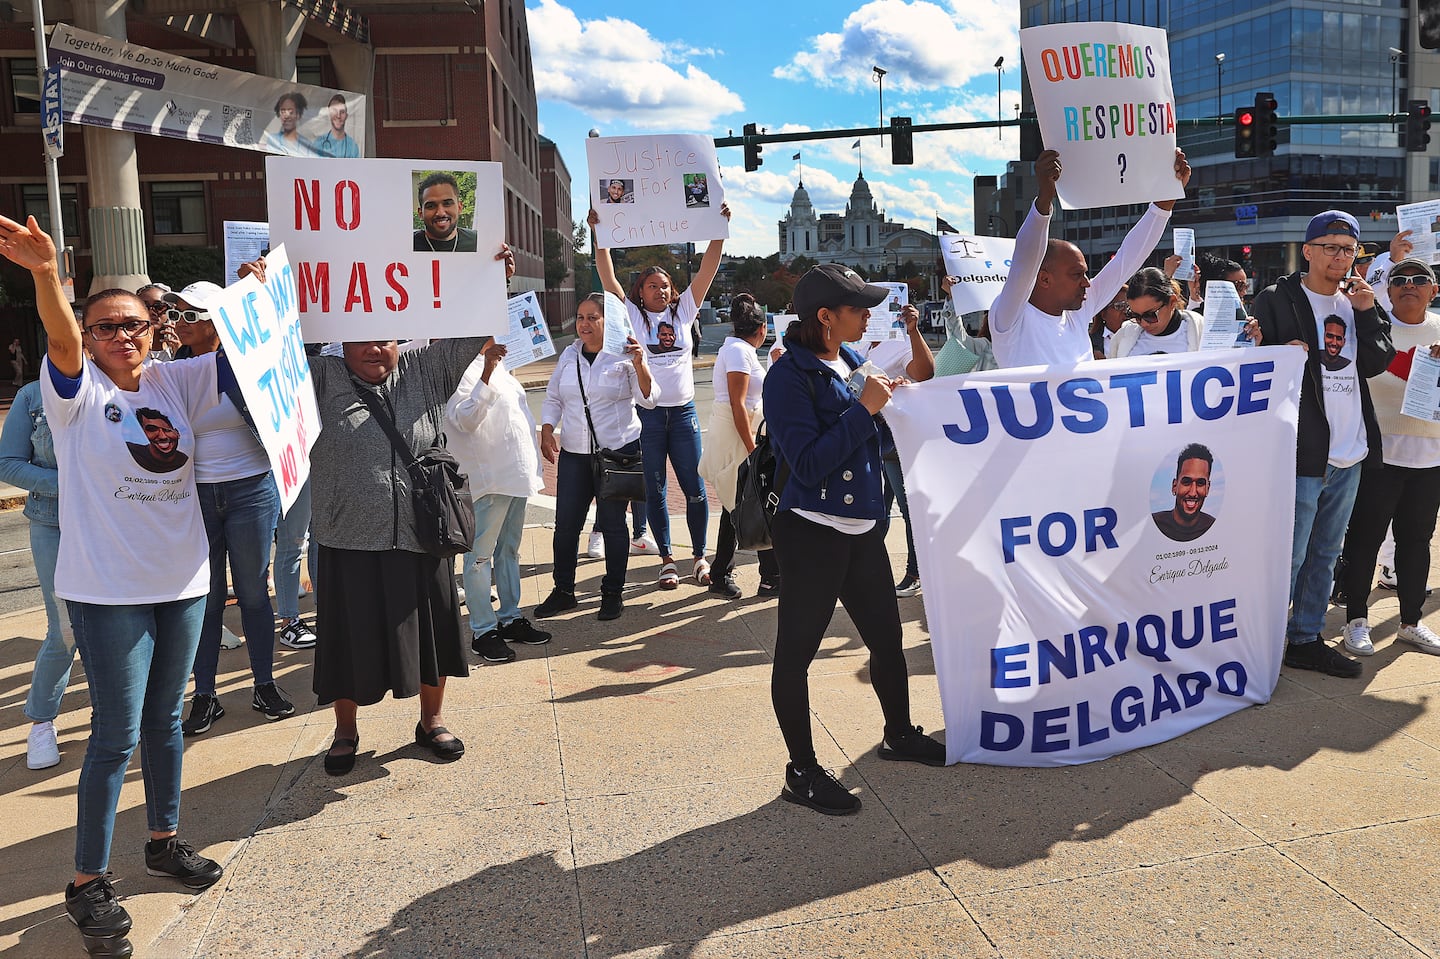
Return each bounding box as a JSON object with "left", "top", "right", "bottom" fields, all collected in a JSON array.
[{"left": 885, "top": 348, "right": 1304, "bottom": 765}]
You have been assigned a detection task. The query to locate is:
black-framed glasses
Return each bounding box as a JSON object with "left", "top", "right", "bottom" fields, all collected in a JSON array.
[
  {"left": 143, "top": 301, "right": 168, "bottom": 315},
  {"left": 165, "top": 308, "right": 211, "bottom": 324},
  {"left": 85, "top": 319, "right": 152, "bottom": 341},
  {"left": 1104, "top": 301, "right": 1127, "bottom": 312},
  {"left": 1128, "top": 307, "right": 1164, "bottom": 322},
  {"left": 1306, "top": 242, "right": 1359, "bottom": 259},
  {"left": 1390, "top": 274, "right": 1434, "bottom": 287}
]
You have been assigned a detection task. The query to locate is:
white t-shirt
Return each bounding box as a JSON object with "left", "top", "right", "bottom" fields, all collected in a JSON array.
[
  {"left": 1131, "top": 324, "right": 1191, "bottom": 356},
  {"left": 627, "top": 287, "right": 697, "bottom": 406},
  {"left": 712, "top": 336, "right": 765, "bottom": 407},
  {"left": 1302, "top": 285, "right": 1368, "bottom": 468},
  {"left": 193, "top": 394, "right": 271, "bottom": 484},
  {"left": 42, "top": 354, "right": 219, "bottom": 604},
  {"left": 793, "top": 356, "right": 877, "bottom": 536},
  {"left": 855, "top": 337, "right": 914, "bottom": 379}
]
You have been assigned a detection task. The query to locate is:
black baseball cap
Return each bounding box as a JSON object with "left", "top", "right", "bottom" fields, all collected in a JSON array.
[{"left": 792, "top": 264, "right": 890, "bottom": 319}]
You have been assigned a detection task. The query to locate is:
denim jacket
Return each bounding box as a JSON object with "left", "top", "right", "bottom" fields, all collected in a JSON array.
[
  {"left": 0, "top": 381, "right": 59, "bottom": 526},
  {"left": 761, "top": 336, "right": 884, "bottom": 519}
]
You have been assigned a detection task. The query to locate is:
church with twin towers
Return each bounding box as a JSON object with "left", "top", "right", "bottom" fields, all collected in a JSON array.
[{"left": 777, "top": 171, "right": 937, "bottom": 278}]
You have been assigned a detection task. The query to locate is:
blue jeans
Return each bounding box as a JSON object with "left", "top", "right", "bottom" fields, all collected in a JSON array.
[
  {"left": 273, "top": 477, "right": 319, "bottom": 622},
  {"left": 69, "top": 595, "right": 206, "bottom": 874},
  {"left": 553, "top": 448, "right": 634, "bottom": 596},
  {"left": 638, "top": 403, "right": 708, "bottom": 558},
  {"left": 464, "top": 493, "right": 527, "bottom": 635},
  {"left": 192, "top": 473, "right": 281, "bottom": 695},
  {"left": 1288, "top": 463, "right": 1363, "bottom": 644},
  {"left": 881, "top": 458, "right": 919, "bottom": 580},
  {"left": 23, "top": 520, "right": 72, "bottom": 723}
]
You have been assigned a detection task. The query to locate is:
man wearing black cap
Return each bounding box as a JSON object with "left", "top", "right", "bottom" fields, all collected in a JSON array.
[{"left": 1252, "top": 210, "right": 1395, "bottom": 677}]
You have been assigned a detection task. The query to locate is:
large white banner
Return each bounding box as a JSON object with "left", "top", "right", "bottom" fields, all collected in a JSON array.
[
  {"left": 50, "top": 24, "right": 367, "bottom": 157},
  {"left": 1020, "top": 23, "right": 1180, "bottom": 210},
  {"left": 886, "top": 349, "right": 1305, "bottom": 766},
  {"left": 206, "top": 246, "right": 319, "bottom": 514},
  {"left": 264, "top": 158, "right": 507, "bottom": 341},
  {"left": 941, "top": 235, "right": 1016, "bottom": 316},
  {"left": 586, "top": 134, "right": 729, "bottom": 247}
]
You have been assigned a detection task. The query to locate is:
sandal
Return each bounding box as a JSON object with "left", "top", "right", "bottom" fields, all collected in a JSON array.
[
  {"left": 658, "top": 563, "right": 680, "bottom": 590},
  {"left": 324, "top": 734, "right": 359, "bottom": 776},
  {"left": 693, "top": 558, "right": 712, "bottom": 586}
]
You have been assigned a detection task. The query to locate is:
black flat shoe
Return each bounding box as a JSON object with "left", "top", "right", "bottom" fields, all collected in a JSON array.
[
  {"left": 415, "top": 722, "right": 465, "bottom": 761},
  {"left": 324, "top": 735, "right": 359, "bottom": 776}
]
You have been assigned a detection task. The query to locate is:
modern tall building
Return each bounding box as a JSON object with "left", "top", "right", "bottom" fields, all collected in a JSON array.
[{"left": 993, "top": 0, "right": 1436, "bottom": 290}]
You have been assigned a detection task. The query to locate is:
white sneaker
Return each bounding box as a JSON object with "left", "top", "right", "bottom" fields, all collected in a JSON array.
[
  {"left": 630, "top": 532, "right": 659, "bottom": 555},
  {"left": 27, "top": 721, "right": 60, "bottom": 769},
  {"left": 219, "top": 626, "right": 244, "bottom": 650},
  {"left": 1342, "top": 618, "right": 1374, "bottom": 657},
  {"left": 1378, "top": 565, "right": 1398, "bottom": 590},
  {"left": 586, "top": 531, "right": 605, "bottom": 558},
  {"left": 456, "top": 586, "right": 467, "bottom": 607},
  {"left": 1397, "top": 622, "right": 1440, "bottom": 655}
]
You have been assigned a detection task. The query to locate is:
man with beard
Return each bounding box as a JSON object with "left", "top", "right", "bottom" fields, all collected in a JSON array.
[
  {"left": 126, "top": 408, "right": 188, "bottom": 474},
  {"left": 1320, "top": 315, "right": 1353, "bottom": 371},
  {"left": 1151, "top": 444, "right": 1217, "bottom": 542},
  {"left": 412, "top": 173, "right": 478, "bottom": 253}
]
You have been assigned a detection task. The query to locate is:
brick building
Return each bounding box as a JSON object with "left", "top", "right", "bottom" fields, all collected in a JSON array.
[{"left": 538, "top": 134, "right": 575, "bottom": 334}]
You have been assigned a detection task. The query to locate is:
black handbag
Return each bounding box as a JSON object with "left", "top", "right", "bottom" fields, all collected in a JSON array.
[
  {"left": 732, "top": 421, "right": 788, "bottom": 551},
  {"left": 575, "top": 354, "right": 646, "bottom": 502},
  {"left": 353, "top": 386, "right": 476, "bottom": 558}
]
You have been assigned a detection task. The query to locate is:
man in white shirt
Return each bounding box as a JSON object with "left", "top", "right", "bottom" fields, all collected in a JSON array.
[{"left": 989, "top": 147, "right": 1191, "bottom": 369}]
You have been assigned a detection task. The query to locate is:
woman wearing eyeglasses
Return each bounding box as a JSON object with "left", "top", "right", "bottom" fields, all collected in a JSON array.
[
  {"left": 136, "top": 283, "right": 180, "bottom": 357},
  {"left": 161, "top": 283, "right": 292, "bottom": 738},
  {"left": 0, "top": 215, "right": 229, "bottom": 955},
  {"left": 1108, "top": 267, "right": 1205, "bottom": 359}
]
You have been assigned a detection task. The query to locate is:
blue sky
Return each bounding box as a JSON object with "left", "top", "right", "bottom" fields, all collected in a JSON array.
[{"left": 529, "top": 0, "right": 1024, "bottom": 256}]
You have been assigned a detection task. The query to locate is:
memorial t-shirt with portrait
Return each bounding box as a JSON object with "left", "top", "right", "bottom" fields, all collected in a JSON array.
[
  {"left": 1302, "top": 286, "right": 1368, "bottom": 468},
  {"left": 627, "top": 287, "right": 697, "bottom": 406}
]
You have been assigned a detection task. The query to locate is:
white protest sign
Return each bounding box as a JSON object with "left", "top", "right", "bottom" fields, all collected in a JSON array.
[
  {"left": 502, "top": 291, "right": 556, "bottom": 371},
  {"left": 1396, "top": 200, "right": 1440, "bottom": 263},
  {"left": 1020, "top": 23, "right": 1181, "bottom": 209},
  {"left": 769, "top": 313, "right": 795, "bottom": 367},
  {"left": 602, "top": 292, "right": 631, "bottom": 356},
  {"left": 587, "top": 134, "right": 729, "bottom": 248},
  {"left": 941, "top": 235, "right": 1015, "bottom": 315},
  {"left": 1198, "top": 281, "right": 1250, "bottom": 351},
  {"left": 1402, "top": 351, "right": 1440, "bottom": 422},
  {"left": 223, "top": 221, "right": 270, "bottom": 285},
  {"left": 1173, "top": 228, "right": 1196, "bottom": 279},
  {"left": 885, "top": 348, "right": 1305, "bottom": 766},
  {"left": 205, "top": 246, "right": 319, "bottom": 514},
  {"left": 864, "top": 283, "right": 910, "bottom": 341},
  {"left": 265, "top": 158, "right": 507, "bottom": 341}
]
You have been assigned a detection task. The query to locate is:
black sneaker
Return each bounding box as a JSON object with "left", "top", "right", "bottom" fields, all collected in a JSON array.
[
  {"left": 472, "top": 628, "right": 516, "bottom": 663},
  {"left": 895, "top": 573, "right": 922, "bottom": 598},
  {"left": 500, "top": 617, "right": 551, "bottom": 646},
  {"left": 781, "top": 763, "right": 861, "bottom": 816},
  {"left": 181, "top": 694, "right": 224, "bottom": 737},
  {"left": 878, "top": 725, "right": 946, "bottom": 766},
  {"left": 708, "top": 574, "right": 742, "bottom": 600},
  {"left": 65, "top": 874, "right": 133, "bottom": 939},
  {"left": 756, "top": 577, "right": 781, "bottom": 597},
  {"left": 597, "top": 591, "right": 624, "bottom": 621},
  {"left": 1284, "top": 638, "right": 1363, "bottom": 678},
  {"left": 251, "top": 683, "right": 295, "bottom": 720},
  {"left": 144, "top": 836, "right": 223, "bottom": 889},
  {"left": 534, "top": 588, "right": 578, "bottom": 619}
]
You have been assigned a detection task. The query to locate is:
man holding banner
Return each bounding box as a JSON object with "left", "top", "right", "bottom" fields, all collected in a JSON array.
[{"left": 989, "top": 148, "right": 1190, "bottom": 369}]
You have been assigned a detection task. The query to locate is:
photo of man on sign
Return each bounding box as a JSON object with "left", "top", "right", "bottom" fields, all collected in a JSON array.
[{"left": 412, "top": 170, "right": 479, "bottom": 253}]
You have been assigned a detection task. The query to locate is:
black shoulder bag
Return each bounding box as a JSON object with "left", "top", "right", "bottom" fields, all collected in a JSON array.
[
  {"left": 353, "top": 385, "right": 476, "bottom": 558},
  {"left": 575, "top": 354, "right": 646, "bottom": 502}
]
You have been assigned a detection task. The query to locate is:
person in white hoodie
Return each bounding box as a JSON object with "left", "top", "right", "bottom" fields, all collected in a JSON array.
[{"left": 445, "top": 338, "right": 551, "bottom": 663}]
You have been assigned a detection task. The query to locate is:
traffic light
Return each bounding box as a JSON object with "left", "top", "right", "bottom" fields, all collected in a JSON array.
[
  {"left": 743, "top": 122, "right": 763, "bottom": 172},
  {"left": 891, "top": 116, "right": 913, "bottom": 165},
  {"left": 1234, "top": 107, "right": 1256, "bottom": 158},
  {"left": 1019, "top": 111, "right": 1043, "bottom": 162},
  {"left": 1405, "top": 99, "right": 1432, "bottom": 153},
  {"left": 1253, "top": 92, "right": 1278, "bottom": 156}
]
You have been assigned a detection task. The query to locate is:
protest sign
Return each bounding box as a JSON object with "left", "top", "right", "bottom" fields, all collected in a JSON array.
[
  {"left": 1401, "top": 351, "right": 1440, "bottom": 422},
  {"left": 1396, "top": 200, "right": 1440, "bottom": 263},
  {"left": 768, "top": 313, "right": 795, "bottom": 367},
  {"left": 50, "top": 24, "right": 366, "bottom": 156},
  {"left": 223, "top": 221, "right": 270, "bottom": 287},
  {"left": 864, "top": 283, "right": 910, "bottom": 341},
  {"left": 1198, "top": 280, "right": 1250, "bottom": 351},
  {"left": 264, "top": 158, "right": 506, "bottom": 341},
  {"left": 603, "top": 292, "right": 631, "bottom": 356},
  {"left": 941, "top": 235, "right": 1015, "bottom": 315},
  {"left": 1019, "top": 23, "right": 1181, "bottom": 209},
  {"left": 1173, "top": 228, "right": 1195, "bottom": 279},
  {"left": 502, "top": 291, "right": 556, "bottom": 370},
  {"left": 587, "top": 135, "right": 729, "bottom": 247},
  {"left": 204, "top": 246, "right": 319, "bottom": 514},
  {"left": 885, "top": 348, "right": 1305, "bottom": 766}
]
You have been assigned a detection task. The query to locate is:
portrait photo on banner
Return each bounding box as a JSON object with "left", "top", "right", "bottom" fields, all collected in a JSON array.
[{"left": 412, "top": 169, "right": 480, "bottom": 253}]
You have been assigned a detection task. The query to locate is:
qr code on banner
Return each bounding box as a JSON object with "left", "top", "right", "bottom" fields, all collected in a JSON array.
[{"left": 222, "top": 104, "right": 254, "bottom": 145}]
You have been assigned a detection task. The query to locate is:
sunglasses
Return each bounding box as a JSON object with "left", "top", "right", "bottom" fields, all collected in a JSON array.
[
  {"left": 165, "top": 308, "right": 211, "bottom": 324},
  {"left": 1128, "top": 307, "right": 1165, "bottom": 322},
  {"left": 143, "top": 301, "right": 168, "bottom": 314},
  {"left": 1389, "top": 274, "right": 1434, "bottom": 287},
  {"left": 1104, "top": 301, "right": 1127, "bottom": 312}
]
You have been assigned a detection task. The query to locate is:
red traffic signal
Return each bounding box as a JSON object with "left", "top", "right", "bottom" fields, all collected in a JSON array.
[
  {"left": 1235, "top": 107, "right": 1257, "bottom": 157},
  {"left": 1237, "top": 110, "right": 1255, "bottom": 127}
]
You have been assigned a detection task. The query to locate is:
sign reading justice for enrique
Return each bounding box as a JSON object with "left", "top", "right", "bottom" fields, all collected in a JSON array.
[
  {"left": 1020, "top": 22, "right": 1181, "bottom": 210},
  {"left": 586, "top": 134, "right": 729, "bottom": 248},
  {"left": 265, "top": 157, "right": 507, "bottom": 342}
]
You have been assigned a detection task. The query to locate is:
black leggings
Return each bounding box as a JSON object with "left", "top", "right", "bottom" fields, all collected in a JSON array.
[
  {"left": 770, "top": 510, "right": 912, "bottom": 768},
  {"left": 1342, "top": 462, "right": 1440, "bottom": 625},
  {"left": 712, "top": 508, "right": 779, "bottom": 582}
]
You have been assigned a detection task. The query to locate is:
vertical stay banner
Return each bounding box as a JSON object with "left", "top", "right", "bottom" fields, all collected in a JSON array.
[
  {"left": 885, "top": 349, "right": 1305, "bottom": 766},
  {"left": 206, "top": 246, "right": 319, "bottom": 514},
  {"left": 264, "top": 157, "right": 507, "bottom": 341},
  {"left": 941, "top": 235, "right": 1016, "bottom": 316},
  {"left": 586, "top": 134, "right": 729, "bottom": 247},
  {"left": 1019, "top": 22, "right": 1180, "bottom": 210}
]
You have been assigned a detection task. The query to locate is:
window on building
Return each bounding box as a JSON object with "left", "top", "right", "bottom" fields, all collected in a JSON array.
[
  {"left": 10, "top": 58, "right": 40, "bottom": 115},
  {"left": 384, "top": 54, "right": 453, "bottom": 123},
  {"left": 297, "top": 56, "right": 324, "bottom": 87},
  {"left": 150, "top": 182, "right": 207, "bottom": 235},
  {"left": 21, "top": 184, "right": 80, "bottom": 240}
]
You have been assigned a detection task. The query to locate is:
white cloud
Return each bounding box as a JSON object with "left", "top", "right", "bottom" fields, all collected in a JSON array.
[
  {"left": 774, "top": 0, "right": 1018, "bottom": 93},
  {"left": 528, "top": 0, "right": 744, "bottom": 130}
]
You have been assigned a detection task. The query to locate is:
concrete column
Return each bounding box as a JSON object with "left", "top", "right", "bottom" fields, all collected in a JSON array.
[
  {"left": 235, "top": 0, "right": 305, "bottom": 82},
  {"left": 327, "top": 37, "right": 376, "bottom": 156},
  {"left": 73, "top": 0, "right": 148, "bottom": 293}
]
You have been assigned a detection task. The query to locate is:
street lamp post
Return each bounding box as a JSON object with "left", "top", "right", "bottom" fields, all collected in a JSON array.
[
  {"left": 995, "top": 57, "right": 1004, "bottom": 141},
  {"left": 1214, "top": 53, "right": 1225, "bottom": 125},
  {"left": 873, "top": 65, "right": 886, "bottom": 144},
  {"left": 1391, "top": 47, "right": 1404, "bottom": 130}
]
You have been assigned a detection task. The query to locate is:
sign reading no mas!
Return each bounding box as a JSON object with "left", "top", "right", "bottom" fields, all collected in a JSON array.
[
  {"left": 587, "top": 134, "right": 729, "bottom": 248},
  {"left": 884, "top": 349, "right": 1305, "bottom": 766},
  {"left": 265, "top": 158, "right": 508, "bottom": 342},
  {"left": 1019, "top": 22, "right": 1181, "bottom": 210}
]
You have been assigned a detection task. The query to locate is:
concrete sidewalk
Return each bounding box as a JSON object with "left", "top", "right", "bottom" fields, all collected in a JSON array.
[{"left": 3, "top": 513, "right": 1440, "bottom": 958}]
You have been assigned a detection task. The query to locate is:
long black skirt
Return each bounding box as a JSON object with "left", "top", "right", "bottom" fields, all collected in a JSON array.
[{"left": 312, "top": 545, "right": 468, "bottom": 707}]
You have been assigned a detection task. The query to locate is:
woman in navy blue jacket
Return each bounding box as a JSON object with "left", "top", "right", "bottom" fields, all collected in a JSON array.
[{"left": 762, "top": 264, "right": 944, "bottom": 816}]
